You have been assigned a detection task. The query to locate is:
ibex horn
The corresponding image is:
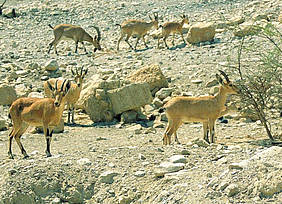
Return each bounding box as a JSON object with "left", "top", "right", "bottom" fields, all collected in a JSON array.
[{"left": 219, "top": 70, "right": 230, "bottom": 83}]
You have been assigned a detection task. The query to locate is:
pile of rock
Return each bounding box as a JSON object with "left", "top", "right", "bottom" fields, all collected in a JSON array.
[{"left": 77, "top": 64, "right": 168, "bottom": 123}]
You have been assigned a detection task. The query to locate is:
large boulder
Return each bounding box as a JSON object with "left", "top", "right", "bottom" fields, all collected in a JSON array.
[
  {"left": 78, "top": 80, "right": 118, "bottom": 122},
  {"left": 108, "top": 83, "right": 153, "bottom": 115},
  {"left": 126, "top": 64, "right": 168, "bottom": 95},
  {"left": 0, "top": 84, "right": 17, "bottom": 105},
  {"left": 77, "top": 79, "right": 153, "bottom": 122},
  {"left": 186, "top": 22, "right": 215, "bottom": 44}
]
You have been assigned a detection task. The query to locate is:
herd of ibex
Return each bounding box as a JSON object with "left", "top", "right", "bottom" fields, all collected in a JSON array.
[{"left": 7, "top": 11, "right": 240, "bottom": 159}]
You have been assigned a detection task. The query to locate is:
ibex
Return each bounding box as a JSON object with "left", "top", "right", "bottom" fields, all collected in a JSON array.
[
  {"left": 158, "top": 14, "right": 189, "bottom": 49},
  {"left": 44, "top": 67, "right": 88, "bottom": 124},
  {"left": 116, "top": 13, "right": 159, "bottom": 50},
  {"left": 48, "top": 24, "right": 102, "bottom": 55},
  {"left": 0, "top": 0, "right": 6, "bottom": 15},
  {"left": 163, "top": 70, "right": 239, "bottom": 145},
  {"left": 8, "top": 79, "right": 71, "bottom": 159}
]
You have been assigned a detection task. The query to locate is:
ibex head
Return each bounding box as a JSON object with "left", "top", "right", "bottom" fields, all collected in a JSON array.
[
  {"left": 216, "top": 70, "right": 239, "bottom": 94},
  {"left": 71, "top": 66, "right": 88, "bottom": 88},
  {"left": 149, "top": 12, "right": 159, "bottom": 29},
  {"left": 47, "top": 79, "right": 71, "bottom": 107},
  {"left": 181, "top": 14, "right": 189, "bottom": 24},
  {"left": 93, "top": 26, "right": 102, "bottom": 52}
]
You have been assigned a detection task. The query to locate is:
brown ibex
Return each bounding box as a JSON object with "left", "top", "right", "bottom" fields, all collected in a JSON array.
[
  {"left": 116, "top": 13, "right": 159, "bottom": 50},
  {"left": 163, "top": 70, "right": 239, "bottom": 145},
  {"left": 44, "top": 67, "right": 88, "bottom": 124},
  {"left": 8, "top": 79, "right": 71, "bottom": 159},
  {"left": 158, "top": 14, "right": 189, "bottom": 49},
  {"left": 48, "top": 24, "right": 101, "bottom": 55}
]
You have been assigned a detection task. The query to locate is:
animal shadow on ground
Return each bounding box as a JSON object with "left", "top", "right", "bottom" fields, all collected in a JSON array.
[
  {"left": 64, "top": 123, "right": 93, "bottom": 128},
  {"left": 168, "top": 42, "right": 187, "bottom": 50},
  {"left": 234, "top": 139, "right": 282, "bottom": 147},
  {"left": 134, "top": 46, "right": 153, "bottom": 52}
]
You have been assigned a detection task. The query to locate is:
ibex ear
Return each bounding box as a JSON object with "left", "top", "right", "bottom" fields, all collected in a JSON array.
[
  {"left": 216, "top": 74, "right": 224, "bottom": 85},
  {"left": 82, "top": 68, "right": 88, "bottom": 78},
  {"left": 94, "top": 35, "right": 97, "bottom": 40},
  {"left": 149, "top": 15, "right": 152, "bottom": 20},
  {"left": 47, "top": 81, "right": 54, "bottom": 91},
  {"left": 65, "top": 80, "right": 71, "bottom": 94}
]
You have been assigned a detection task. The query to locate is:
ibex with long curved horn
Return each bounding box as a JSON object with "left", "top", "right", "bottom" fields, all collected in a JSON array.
[
  {"left": 163, "top": 70, "right": 239, "bottom": 145},
  {"left": 48, "top": 24, "right": 101, "bottom": 55},
  {"left": 116, "top": 13, "right": 159, "bottom": 50},
  {"left": 8, "top": 79, "right": 71, "bottom": 159}
]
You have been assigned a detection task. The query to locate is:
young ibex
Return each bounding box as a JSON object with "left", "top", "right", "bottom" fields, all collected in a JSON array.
[
  {"left": 116, "top": 13, "right": 159, "bottom": 50},
  {"left": 44, "top": 67, "right": 88, "bottom": 124},
  {"left": 163, "top": 70, "right": 239, "bottom": 145},
  {"left": 158, "top": 14, "right": 189, "bottom": 49},
  {"left": 8, "top": 79, "right": 71, "bottom": 159},
  {"left": 48, "top": 24, "right": 102, "bottom": 55}
]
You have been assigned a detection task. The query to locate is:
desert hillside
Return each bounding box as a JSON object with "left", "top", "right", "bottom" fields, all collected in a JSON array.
[{"left": 0, "top": 0, "right": 281, "bottom": 203}]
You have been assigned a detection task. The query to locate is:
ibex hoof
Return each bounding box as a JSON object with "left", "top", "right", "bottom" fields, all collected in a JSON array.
[
  {"left": 8, "top": 153, "right": 14, "bottom": 159},
  {"left": 46, "top": 151, "right": 52, "bottom": 158}
]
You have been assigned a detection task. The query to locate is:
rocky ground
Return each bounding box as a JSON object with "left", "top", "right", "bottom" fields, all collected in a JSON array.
[{"left": 0, "top": 0, "right": 281, "bottom": 203}]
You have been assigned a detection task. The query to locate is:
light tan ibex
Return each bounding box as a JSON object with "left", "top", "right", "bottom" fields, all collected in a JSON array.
[
  {"left": 48, "top": 24, "right": 102, "bottom": 55},
  {"left": 158, "top": 14, "right": 189, "bottom": 49},
  {"left": 44, "top": 67, "right": 88, "bottom": 124},
  {"left": 163, "top": 70, "right": 239, "bottom": 145},
  {"left": 8, "top": 79, "right": 71, "bottom": 159},
  {"left": 116, "top": 13, "right": 159, "bottom": 50}
]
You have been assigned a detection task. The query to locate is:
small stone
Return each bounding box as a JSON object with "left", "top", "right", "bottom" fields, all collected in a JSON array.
[
  {"left": 134, "top": 170, "right": 146, "bottom": 177},
  {"left": 8, "top": 168, "right": 17, "bottom": 176},
  {"left": 100, "top": 171, "right": 119, "bottom": 184},
  {"left": 229, "top": 162, "right": 245, "bottom": 170},
  {"left": 139, "top": 153, "right": 146, "bottom": 160},
  {"left": 126, "top": 124, "right": 142, "bottom": 134},
  {"left": 158, "top": 162, "right": 185, "bottom": 174},
  {"left": 225, "top": 184, "right": 240, "bottom": 197},
  {"left": 191, "top": 79, "right": 203, "bottom": 84},
  {"left": 180, "top": 149, "right": 190, "bottom": 155},
  {"left": 155, "top": 88, "right": 173, "bottom": 100},
  {"left": 41, "top": 76, "right": 49, "bottom": 81},
  {"left": 51, "top": 198, "right": 61, "bottom": 204},
  {"left": 169, "top": 155, "right": 187, "bottom": 164},
  {"left": 219, "top": 182, "right": 229, "bottom": 191},
  {"left": 191, "top": 138, "right": 209, "bottom": 147},
  {"left": 44, "top": 59, "right": 59, "bottom": 71},
  {"left": 119, "top": 196, "right": 132, "bottom": 204},
  {"left": 77, "top": 158, "right": 92, "bottom": 166},
  {"left": 153, "top": 121, "right": 165, "bottom": 128},
  {"left": 152, "top": 97, "right": 163, "bottom": 108}
]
